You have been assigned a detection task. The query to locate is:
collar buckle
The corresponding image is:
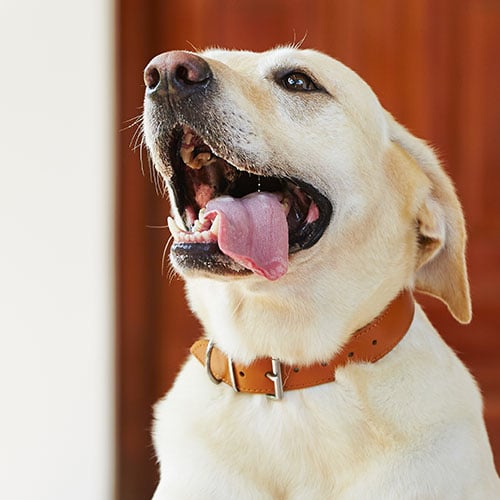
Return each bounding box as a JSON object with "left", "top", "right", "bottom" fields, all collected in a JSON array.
[
  {"left": 228, "top": 355, "right": 239, "bottom": 393},
  {"left": 265, "top": 358, "right": 284, "bottom": 400}
]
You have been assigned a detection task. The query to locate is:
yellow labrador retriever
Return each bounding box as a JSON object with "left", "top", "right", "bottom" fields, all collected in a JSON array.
[{"left": 142, "top": 47, "right": 500, "bottom": 499}]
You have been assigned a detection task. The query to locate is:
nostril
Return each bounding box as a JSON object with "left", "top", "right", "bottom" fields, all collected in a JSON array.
[
  {"left": 144, "top": 66, "right": 161, "bottom": 91},
  {"left": 175, "top": 65, "right": 191, "bottom": 85},
  {"left": 144, "top": 51, "right": 213, "bottom": 98},
  {"left": 174, "top": 63, "right": 210, "bottom": 86}
]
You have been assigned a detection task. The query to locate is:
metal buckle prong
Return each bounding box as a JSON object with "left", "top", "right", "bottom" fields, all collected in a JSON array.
[
  {"left": 205, "top": 339, "right": 222, "bottom": 385},
  {"left": 265, "top": 358, "right": 284, "bottom": 401}
]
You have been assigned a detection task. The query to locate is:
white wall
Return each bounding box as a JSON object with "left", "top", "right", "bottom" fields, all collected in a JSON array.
[{"left": 0, "top": 1, "right": 115, "bottom": 499}]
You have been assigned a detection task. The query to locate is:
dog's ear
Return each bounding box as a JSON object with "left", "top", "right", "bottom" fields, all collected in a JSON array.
[{"left": 386, "top": 113, "right": 472, "bottom": 324}]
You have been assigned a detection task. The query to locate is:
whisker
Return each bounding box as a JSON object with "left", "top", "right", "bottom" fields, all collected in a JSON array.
[
  {"left": 186, "top": 40, "right": 201, "bottom": 53},
  {"left": 138, "top": 147, "right": 146, "bottom": 177},
  {"left": 130, "top": 122, "right": 144, "bottom": 151},
  {"left": 157, "top": 173, "right": 169, "bottom": 197},
  {"left": 291, "top": 30, "right": 308, "bottom": 50},
  {"left": 162, "top": 235, "right": 174, "bottom": 277},
  {"left": 167, "top": 263, "right": 179, "bottom": 285},
  {"left": 140, "top": 139, "right": 148, "bottom": 177},
  {"left": 125, "top": 113, "right": 151, "bottom": 179},
  {"left": 150, "top": 159, "right": 162, "bottom": 195},
  {"left": 167, "top": 262, "right": 178, "bottom": 284},
  {"left": 136, "top": 135, "right": 148, "bottom": 177},
  {"left": 121, "top": 112, "right": 144, "bottom": 133},
  {"left": 123, "top": 110, "right": 144, "bottom": 123},
  {"left": 231, "top": 295, "right": 245, "bottom": 318},
  {"left": 125, "top": 116, "right": 144, "bottom": 130}
]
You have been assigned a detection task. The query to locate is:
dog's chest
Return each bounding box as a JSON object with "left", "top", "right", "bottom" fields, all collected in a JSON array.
[{"left": 153, "top": 358, "right": 392, "bottom": 495}]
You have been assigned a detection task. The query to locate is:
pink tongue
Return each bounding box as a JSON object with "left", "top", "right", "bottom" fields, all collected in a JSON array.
[{"left": 205, "top": 192, "right": 288, "bottom": 280}]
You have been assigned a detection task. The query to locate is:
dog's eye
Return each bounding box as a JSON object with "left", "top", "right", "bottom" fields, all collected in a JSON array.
[{"left": 281, "top": 72, "right": 318, "bottom": 92}]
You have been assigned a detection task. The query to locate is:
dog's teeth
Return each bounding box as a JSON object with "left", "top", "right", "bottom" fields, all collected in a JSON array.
[
  {"left": 168, "top": 212, "right": 219, "bottom": 244},
  {"left": 210, "top": 214, "right": 220, "bottom": 236},
  {"left": 180, "top": 145, "right": 195, "bottom": 165},
  {"left": 201, "top": 230, "right": 215, "bottom": 243},
  {"left": 192, "top": 219, "right": 203, "bottom": 232},
  {"left": 183, "top": 132, "right": 193, "bottom": 146},
  {"left": 197, "top": 152, "right": 212, "bottom": 162},
  {"left": 167, "top": 216, "right": 181, "bottom": 240},
  {"left": 198, "top": 208, "right": 206, "bottom": 222},
  {"left": 281, "top": 197, "right": 290, "bottom": 215},
  {"left": 187, "top": 152, "right": 212, "bottom": 170}
]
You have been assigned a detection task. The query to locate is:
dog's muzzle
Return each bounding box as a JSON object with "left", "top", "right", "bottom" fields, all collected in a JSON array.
[{"left": 143, "top": 51, "right": 333, "bottom": 280}]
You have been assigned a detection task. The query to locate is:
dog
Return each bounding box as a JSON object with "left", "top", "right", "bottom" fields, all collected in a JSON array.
[{"left": 142, "top": 47, "right": 500, "bottom": 499}]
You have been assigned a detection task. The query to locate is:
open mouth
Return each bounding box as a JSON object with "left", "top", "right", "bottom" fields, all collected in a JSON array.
[{"left": 165, "top": 126, "right": 333, "bottom": 280}]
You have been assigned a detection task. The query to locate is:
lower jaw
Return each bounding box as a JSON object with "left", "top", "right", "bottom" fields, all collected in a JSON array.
[{"left": 170, "top": 242, "right": 251, "bottom": 278}]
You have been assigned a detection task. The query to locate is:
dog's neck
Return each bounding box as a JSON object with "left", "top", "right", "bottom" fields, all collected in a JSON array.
[
  {"left": 190, "top": 290, "right": 415, "bottom": 398},
  {"left": 186, "top": 274, "right": 412, "bottom": 366}
]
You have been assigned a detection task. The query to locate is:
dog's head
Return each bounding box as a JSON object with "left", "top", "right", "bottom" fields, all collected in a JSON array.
[{"left": 142, "top": 47, "right": 471, "bottom": 333}]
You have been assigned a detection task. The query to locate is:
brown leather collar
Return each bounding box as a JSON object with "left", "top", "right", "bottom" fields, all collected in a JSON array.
[{"left": 191, "top": 290, "right": 415, "bottom": 399}]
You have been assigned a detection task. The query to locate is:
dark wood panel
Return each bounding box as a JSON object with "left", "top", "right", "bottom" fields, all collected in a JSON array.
[
  {"left": 116, "top": 0, "right": 172, "bottom": 498},
  {"left": 117, "top": 1, "right": 500, "bottom": 497}
]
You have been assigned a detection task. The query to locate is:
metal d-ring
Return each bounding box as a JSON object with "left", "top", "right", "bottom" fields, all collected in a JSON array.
[{"left": 205, "top": 339, "right": 222, "bottom": 385}]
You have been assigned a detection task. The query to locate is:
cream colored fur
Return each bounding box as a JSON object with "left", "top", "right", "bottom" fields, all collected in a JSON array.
[{"left": 147, "top": 48, "right": 500, "bottom": 499}]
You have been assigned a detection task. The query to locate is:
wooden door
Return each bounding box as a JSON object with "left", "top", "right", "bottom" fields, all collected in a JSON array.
[{"left": 117, "top": 1, "right": 500, "bottom": 498}]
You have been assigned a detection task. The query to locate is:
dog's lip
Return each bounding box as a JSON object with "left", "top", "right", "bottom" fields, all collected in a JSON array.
[{"left": 165, "top": 125, "right": 333, "bottom": 276}]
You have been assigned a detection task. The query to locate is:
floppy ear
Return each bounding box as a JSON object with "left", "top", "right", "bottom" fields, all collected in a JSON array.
[{"left": 386, "top": 113, "right": 471, "bottom": 324}]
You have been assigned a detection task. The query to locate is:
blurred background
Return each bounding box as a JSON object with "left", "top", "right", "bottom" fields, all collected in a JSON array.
[
  {"left": 1, "top": 1, "right": 498, "bottom": 499},
  {"left": 0, "top": 0, "right": 115, "bottom": 499}
]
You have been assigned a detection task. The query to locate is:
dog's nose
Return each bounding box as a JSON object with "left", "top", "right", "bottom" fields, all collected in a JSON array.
[{"left": 144, "top": 51, "right": 213, "bottom": 98}]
